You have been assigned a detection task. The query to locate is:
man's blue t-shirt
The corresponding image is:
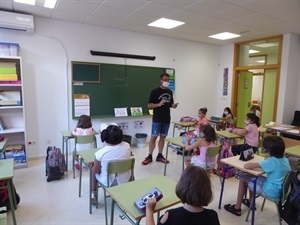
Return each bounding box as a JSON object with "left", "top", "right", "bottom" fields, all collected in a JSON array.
[{"left": 259, "top": 156, "right": 291, "bottom": 199}]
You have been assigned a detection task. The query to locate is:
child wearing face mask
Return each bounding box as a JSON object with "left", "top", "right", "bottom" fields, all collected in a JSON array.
[
  {"left": 221, "top": 107, "right": 234, "bottom": 127},
  {"left": 192, "top": 107, "right": 208, "bottom": 137},
  {"left": 230, "top": 113, "right": 259, "bottom": 156},
  {"left": 184, "top": 125, "right": 217, "bottom": 168}
]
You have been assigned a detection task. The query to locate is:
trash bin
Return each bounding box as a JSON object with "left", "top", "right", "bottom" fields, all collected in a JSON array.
[
  {"left": 135, "top": 133, "right": 148, "bottom": 148},
  {"left": 122, "top": 135, "right": 132, "bottom": 146}
]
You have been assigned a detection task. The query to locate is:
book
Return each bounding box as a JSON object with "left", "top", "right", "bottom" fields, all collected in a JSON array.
[
  {"left": 114, "top": 107, "right": 128, "bottom": 117},
  {"left": 130, "top": 107, "right": 143, "bottom": 116}
]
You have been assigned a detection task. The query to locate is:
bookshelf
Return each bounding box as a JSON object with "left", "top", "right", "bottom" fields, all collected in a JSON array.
[{"left": 0, "top": 56, "right": 27, "bottom": 168}]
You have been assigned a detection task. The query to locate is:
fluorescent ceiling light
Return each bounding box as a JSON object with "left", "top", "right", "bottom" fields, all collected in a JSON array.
[
  {"left": 257, "top": 60, "right": 265, "bottom": 63},
  {"left": 14, "top": 0, "right": 35, "bottom": 5},
  {"left": 44, "top": 0, "right": 57, "bottom": 8},
  {"left": 209, "top": 32, "right": 241, "bottom": 40},
  {"left": 254, "top": 43, "right": 278, "bottom": 48},
  {"left": 249, "top": 50, "right": 260, "bottom": 54},
  {"left": 148, "top": 18, "right": 185, "bottom": 29}
]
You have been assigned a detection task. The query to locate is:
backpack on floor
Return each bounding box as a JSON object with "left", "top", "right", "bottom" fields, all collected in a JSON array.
[
  {"left": 281, "top": 170, "right": 300, "bottom": 225},
  {"left": 0, "top": 180, "right": 20, "bottom": 213},
  {"left": 45, "top": 146, "right": 66, "bottom": 182}
]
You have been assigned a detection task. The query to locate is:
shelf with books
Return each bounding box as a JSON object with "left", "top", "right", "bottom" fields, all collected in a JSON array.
[{"left": 0, "top": 56, "right": 27, "bottom": 168}]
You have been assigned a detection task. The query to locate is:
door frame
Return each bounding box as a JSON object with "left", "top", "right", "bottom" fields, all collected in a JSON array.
[{"left": 231, "top": 35, "right": 283, "bottom": 123}]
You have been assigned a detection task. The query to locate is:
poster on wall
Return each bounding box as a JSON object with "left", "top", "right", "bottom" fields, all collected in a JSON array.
[{"left": 223, "top": 68, "right": 228, "bottom": 96}]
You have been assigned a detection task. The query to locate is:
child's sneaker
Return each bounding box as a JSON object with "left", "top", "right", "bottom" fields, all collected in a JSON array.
[
  {"left": 75, "top": 161, "right": 80, "bottom": 170},
  {"left": 92, "top": 191, "right": 97, "bottom": 205}
]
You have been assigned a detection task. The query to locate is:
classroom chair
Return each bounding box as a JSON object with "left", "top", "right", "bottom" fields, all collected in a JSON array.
[
  {"left": 205, "top": 145, "right": 222, "bottom": 182},
  {"left": 73, "top": 135, "right": 97, "bottom": 179},
  {"left": 245, "top": 171, "right": 292, "bottom": 225},
  {"left": 95, "top": 158, "right": 135, "bottom": 225}
]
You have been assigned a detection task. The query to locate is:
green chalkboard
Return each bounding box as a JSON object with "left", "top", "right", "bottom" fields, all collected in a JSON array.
[
  {"left": 72, "top": 62, "right": 100, "bottom": 82},
  {"left": 72, "top": 61, "right": 174, "bottom": 118}
]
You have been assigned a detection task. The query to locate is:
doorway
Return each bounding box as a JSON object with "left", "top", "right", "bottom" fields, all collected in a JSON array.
[{"left": 232, "top": 36, "right": 282, "bottom": 127}]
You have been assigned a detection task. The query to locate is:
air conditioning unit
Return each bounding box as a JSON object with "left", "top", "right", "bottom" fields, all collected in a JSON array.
[{"left": 0, "top": 11, "right": 34, "bottom": 33}]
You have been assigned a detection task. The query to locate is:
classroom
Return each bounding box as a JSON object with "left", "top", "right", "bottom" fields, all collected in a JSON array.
[{"left": 0, "top": 1, "right": 299, "bottom": 225}]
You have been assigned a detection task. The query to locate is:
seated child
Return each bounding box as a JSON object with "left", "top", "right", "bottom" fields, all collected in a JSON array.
[
  {"left": 192, "top": 107, "right": 208, "bottom": 137},
  {"left": 146, "top": 166, "right": 220, "bottom": 225},
  {"left": 230, "top": 113, "right": 259, "bottom": 155},
  {"left": 185, "top": 124, "right": 217, "bottom": 168},
  {"left": 224, "top": 135, "right": 291, "bottom": 216}
]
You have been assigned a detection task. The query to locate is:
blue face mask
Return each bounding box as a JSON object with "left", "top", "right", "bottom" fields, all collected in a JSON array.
[{"left": 224, "top": 111, "right": 228, "bottom": 116}]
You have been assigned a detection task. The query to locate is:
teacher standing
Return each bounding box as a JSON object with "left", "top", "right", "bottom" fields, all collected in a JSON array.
[{"left": 142, "top": 73, "right": 178, "bottom": 165}]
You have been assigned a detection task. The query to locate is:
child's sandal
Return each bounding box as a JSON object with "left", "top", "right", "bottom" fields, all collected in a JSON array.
[
  {"left": 242, "top": 199, "right": 256, "bottom": 210},
  {"left": 224, "top": 204, "right": 241, "bottom": 216}
]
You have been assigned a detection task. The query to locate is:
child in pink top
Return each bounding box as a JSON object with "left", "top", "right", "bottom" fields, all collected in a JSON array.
[
  {"left": 193, "top": 107, "right": 208, "bottom": 137},
  {"left": 185, "top": 125, "right": 217, "bottom": 168},
  {"left": 230, "top": 113, "right": 259, "bottom": 155},
  {"left": 72, "top": 114, "right": 95, "bottom": 169}
]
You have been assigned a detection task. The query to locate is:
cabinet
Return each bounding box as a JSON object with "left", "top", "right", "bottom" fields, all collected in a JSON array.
[{"left": 0, "top": 56, "right": 27, "bottom": 168}]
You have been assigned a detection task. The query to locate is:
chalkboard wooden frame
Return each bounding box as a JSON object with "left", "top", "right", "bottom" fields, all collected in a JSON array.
[{"left": 71, "top": 61, "right": 175, "bottom": 118}]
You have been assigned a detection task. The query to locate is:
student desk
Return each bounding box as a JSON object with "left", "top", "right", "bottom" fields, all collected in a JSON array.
[
  {"left": 285, "top": 145, "right": 300, "bottom": 158},
  {"left": 164, "top": 137, "right": 186, "bottom": 175},
  {"left": 106, "top": 174, "right": 180, "bottom": 225},
  {"left": 60, "top": 130, "right": 98, "bottom": 171},
  {"left": 172, "top": 121, "right": 195, "bottom": 137},
  {"left": 78, "top": 148, "right": 100, "bottom": 214},
  {"left": 0, "top": 138, "right": 7, "bottom": 159},
  {"left": 0, "top": 159, "right": 17, "bottom": 225},
  {"left": 215, "top": 130, "right": 243, "bottom": 146},
  {"left": 207, "top": 118, "right": 223, "bottom": 129},
  {"left": 218, "top": 155, "right": 265, "bottom": 225},
  {"left": 263, "top": 124, "right": 296, "bottom": 135}
]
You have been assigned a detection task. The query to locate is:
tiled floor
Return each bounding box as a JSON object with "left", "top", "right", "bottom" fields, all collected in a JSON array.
[{"left": 8, "top": 144, "right": 287, "bottom": 225}]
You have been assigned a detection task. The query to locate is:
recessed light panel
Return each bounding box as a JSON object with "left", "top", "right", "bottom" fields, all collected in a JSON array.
[
  {"left": 249, "top": 50, "right": 260, "bottom": 54},
  {"left": 254, "top": 43, "right": 278, "bottom": 48},
  {"left": 209, "top": 32, "right": 241, "bottom": 40},
  {"left": 148, "top": 18, "right": 185, "bottom": 29},
  {"left": 14, "top": 0, "right": 35, "bottom": 5},
  {"left": 44, "top": 0, "right": 57, "bottom": 8}
]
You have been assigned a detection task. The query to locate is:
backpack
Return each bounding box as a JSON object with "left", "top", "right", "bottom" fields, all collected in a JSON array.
[
  {"left": 281, "top": 170, "right": 300, "bottom": 225},
  {"left": 0, "top": 180, "right": 20, "bottom": 213},
  {"left": 45, "top": 146, "right": 66, "bottom": 182}
]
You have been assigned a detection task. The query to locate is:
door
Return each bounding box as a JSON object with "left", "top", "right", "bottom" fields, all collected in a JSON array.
[{"left": 236, "top": 71, "right": 253, "bottom": 127}]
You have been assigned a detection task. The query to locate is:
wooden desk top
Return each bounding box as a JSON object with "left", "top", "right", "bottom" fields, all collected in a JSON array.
[
  {"left": 61, "top": 130, "right": 99, "bottom": 138},
  {"left": 207, "top": 119, "right": 222, "bottom": 123},
  {"left": 216, "top": 130, "right": 243, "bottom": 139},
  {"left": 0, "top": 158, "right": 14, "bottom": 180},
  {"left": 172, "top": 121, "right": 195, "bottom": 127},
  {"left": 263, "top": 124, "right": 296, "bottom": 131},
  {"left": 285, "top": 145, "right": 300, "bottom": 158},
  {"left": 220, "top": 155, "right": 265, "bottom": 176},
  {"left": 0, "top": 139, "right": 7, "bottom": 150},
  {"left": 77, "top": 148, "right": 99, "bottom": 163},
  {"left": 106, "top": 174, "right": 180, "bottom": 221},
  {"left": 165, "top": 137, "right": 185, "bottom": 148}
]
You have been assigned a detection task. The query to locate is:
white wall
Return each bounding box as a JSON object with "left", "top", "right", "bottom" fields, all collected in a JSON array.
[
  {"left": 0, "top": 17, "right": 220, "bottom": 158},
  {"left": 216, "top": 44, "right": 234, "bottom": 115},
  {"left": 278, "top": 33, "right": 300, "bottom": 124}
]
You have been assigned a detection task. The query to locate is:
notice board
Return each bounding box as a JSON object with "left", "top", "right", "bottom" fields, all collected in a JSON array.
[{"left": 72, "top": 61, "right": 175, "bottom": 118}]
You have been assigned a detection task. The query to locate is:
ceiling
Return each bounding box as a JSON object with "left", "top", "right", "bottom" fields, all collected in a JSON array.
[{"left": 0, "top": 0, "right": 299, "bottom": 45}]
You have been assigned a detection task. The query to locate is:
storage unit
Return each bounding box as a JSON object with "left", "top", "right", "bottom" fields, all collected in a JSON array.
[{"left": 0, "top": 56, "right": 27, "bottom": 168}]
